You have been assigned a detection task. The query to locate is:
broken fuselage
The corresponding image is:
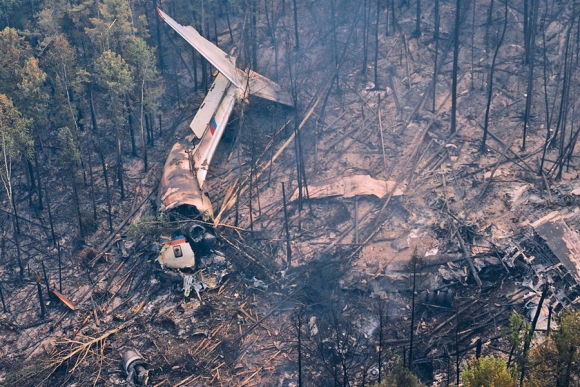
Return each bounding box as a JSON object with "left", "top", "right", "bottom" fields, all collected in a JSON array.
[{"left": 156, "top": 8, "right": 293, "bottom": 220}]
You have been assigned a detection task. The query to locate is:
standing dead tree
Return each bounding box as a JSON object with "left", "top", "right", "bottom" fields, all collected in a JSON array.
[
  {"left": 450, "top": 0, "right": 461, "bottom": 134},
  {"left": 522, "top": 0, "right": 539, "bottom": 151},
  {"left": 481, "top": 0, "right": 509, "bottom": 154}
]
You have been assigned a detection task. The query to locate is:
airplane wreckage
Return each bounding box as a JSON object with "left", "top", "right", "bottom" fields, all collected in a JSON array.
[{"left": 153, "top": 8, "right": 293, "bottom": 290}]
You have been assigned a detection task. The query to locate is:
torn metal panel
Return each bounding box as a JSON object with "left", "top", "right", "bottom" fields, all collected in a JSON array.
[
  {"left": 290, "top": 174, "right": 403, "bottom": 202},
  {"left": 157, "top": 236, "right": 195, "bottom": 270},
  {"left": 532, "top": 211, "right": 580, "bottom": 283},
  {"left": 158, "top": 137, "right": 213, "bottom": 218}
]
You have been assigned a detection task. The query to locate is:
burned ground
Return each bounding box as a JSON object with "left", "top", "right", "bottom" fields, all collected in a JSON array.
[{"left": 2, "top": 0, "right": 580, "bottom": 386}]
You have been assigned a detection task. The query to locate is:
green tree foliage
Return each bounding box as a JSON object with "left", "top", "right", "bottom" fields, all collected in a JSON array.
[
  {"left": 503, "top": 312, "right": 530, "bottom": 370},
  {"left": 42, "top": 34, "right": 84, "bottom": 131},
  {"left": 125, "top": 36, "right": 162, "bottom": 118},
  {"left": 528, "top": 310, "right": 580, "bottom": 386},
  {"left": 86, "top": 0, "right": 135, "bottom": 53},
  {"left": 370, "top": 354, "right": 424, "bottom": 387},
  {"left": 56, "top": 126, "right": 81, "bottom": 168},
  {"left": 16, "top": 57, "right": 49, "bottom": 129},
  {"left": 56, "top": 125, "right": 85, "bottom": 237},
  {"left": 0, "top": 27, "right": 32, "bottom": 94},
  {"left": 0, "top": 94, "right": 32, "bottom": 203},
  {"left": 0, "top": 94, "right": 33, "bottom": 164},
  {"left": 95, "top": 49, "right": 133, "bottom": 198},
  {"left": 461, "top": 356, "right": 518, "bottom": 387},
  {"left": 95, "top": 50, "right": 133, "bottom": 94}
]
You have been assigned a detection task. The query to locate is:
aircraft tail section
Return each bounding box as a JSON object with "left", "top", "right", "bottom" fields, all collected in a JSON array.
[
  {"left": 157, "top": 8, "right": 241, "bottom": 88},
  {"left": 158, "top": 7, "right": 293, "bottom": 107}
]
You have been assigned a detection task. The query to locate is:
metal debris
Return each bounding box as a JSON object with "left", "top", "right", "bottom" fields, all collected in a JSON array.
[
  {"left": 122, "top": 348, "right": 149, "bottom": 386},
  {"left": 532, "top": 211, "right": 580, "bottom": 282},
  {"left": 246, "top": 276, "right": 268, "bottom": 290},
  {"left": 290, "top": 174, "right": 403, "bottom": 202},
  {"left": 157, "top": 236, "right": 196, "bottom": 270}
]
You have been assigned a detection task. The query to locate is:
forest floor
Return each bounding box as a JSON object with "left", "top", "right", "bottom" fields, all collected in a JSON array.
[{"left": 2, "top": 1, "right": 580, "bottom": 386}]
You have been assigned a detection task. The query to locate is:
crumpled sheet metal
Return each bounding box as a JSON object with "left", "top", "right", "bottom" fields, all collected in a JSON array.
[
  {"left": 290, "top": 174, "right": 403, "bottom": 202},
  {"left": 157, "top": 237, "right": 195, "bottom": 270},
  {"left": 532, "top": 211, "right": 580, "bottom": 283},
  {"left": 158, "top": 137, "right": 213, "bottom": 218}
]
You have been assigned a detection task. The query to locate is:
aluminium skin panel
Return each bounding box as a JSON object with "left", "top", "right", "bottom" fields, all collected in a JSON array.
[
  {"left": 189, "top": 73, "right": 231, "bottom": 138},
  {"left": 192, "top": 82, "right": 238, "bottom": 188}
]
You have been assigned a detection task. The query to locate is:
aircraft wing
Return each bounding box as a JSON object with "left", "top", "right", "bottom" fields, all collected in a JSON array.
[{"left": 157, "top": 7, "right": 241, "bottom": 89}]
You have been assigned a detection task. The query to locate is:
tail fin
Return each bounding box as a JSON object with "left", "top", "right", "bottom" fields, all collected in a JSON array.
[{"left": 157, "top": 7, "right": 293, "bottom": 107}]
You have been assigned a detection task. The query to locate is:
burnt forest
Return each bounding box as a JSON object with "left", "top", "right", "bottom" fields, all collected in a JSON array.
[{"left": 1, "top": 0, "right": 580, "bottom": 386}]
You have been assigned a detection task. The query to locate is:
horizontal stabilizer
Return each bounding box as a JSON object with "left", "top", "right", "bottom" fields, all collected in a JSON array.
[
  {"left": 239, "top": 69, "right": 294, "bottom": 107},
  {"left": 157, "top": 8, "right": 241, "bottom": 89}
]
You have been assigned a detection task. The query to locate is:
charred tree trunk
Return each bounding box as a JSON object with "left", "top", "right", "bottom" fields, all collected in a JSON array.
[
  {"left": 522, "top": 0, "right": 538, "bottom": 151},
  {"left": 485, "top": 0, "right": 495, "bottom": 84},
  {"left": 390, "top": 0, "right": 397, "bottom": 33},
  {"left": 481, "top": 0, "right": 508, "bottom": 153},
  {"left": 126, "top": 96, "right": 137, "bottom": 157},
  {"left": 293, "top": 0, "right": 299, "bottom": 49},
  {"left": 362, "top": 0, "right": 370, "bottom": 79},
  {"left": 87, "top": 149, "right": 97, "bottom": 222},
  {"left": 70, "top": 168, "right": 84, "bottom": 241},
  {"left": 450, "top": 0, "right": 461, "bottom": 134},
  {"left": 250, "top": 0, "right": 258, "bottom": 70},
  {"left": 26, "top": 158, "right": 35, "bottom": 208},
  {"left": 539, "top": 8, "right": 552, "bottom": 173},
  {"left": 97, "top": 146, "right": 114, "bottom": 234},
  {"left": 225, "top": 0, "right": 234, "bottom": 43},
  {"left": 153, "top": 0, "right": 164, "bottom": 73},
  {"left": 433, "top": 12, "right": 440, "bottom": 112},
  {"left": 373, "top": 0, "right": 382, "bottom": 89},
  {"left": 524, "top": 0, "right": 531, "bottom": 64},
  {"left": 33, "top": 151, "right": 43, "bottom": 210},
  {"left": 409, "top": 256, "right": 418, "bottom": 367},
  {"left": 282, "top": 182, "right": 292, "bottom": 267},
  {"left": 140, "top": 80, "right": 148, "bottom": 172},
  {"left": 192, "top": 47, "right": 198, "bottom": 91},
  {"left": 115, "top": 123, "right": 125, "bottom": 200},
  {"left": 44, "top": 180, "right": 56, "bottom": 247},
  {"left": 553, "top": 20, "right": 575, "bottom": 179},
  {"left": 414, "top": 0, "right": 421, "bottom": 38},
  {"left": 470, "top": 1, "right": 476, "bottom": 90},
  {"left": 520, "top": 283, "right": 549, "bottom": 384},
  {"left": 11, "top": 206, "right": 24, "bottom": 280}
]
